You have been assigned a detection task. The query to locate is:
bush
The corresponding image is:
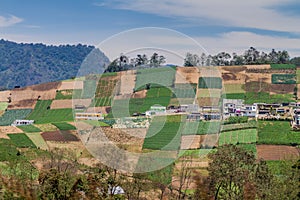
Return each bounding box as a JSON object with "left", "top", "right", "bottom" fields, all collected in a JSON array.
[{"left": 224, "top": 116, "right": 248, "bottom": 125}]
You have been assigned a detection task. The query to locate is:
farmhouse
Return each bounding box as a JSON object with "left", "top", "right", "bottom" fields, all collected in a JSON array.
[
  {"left": 187, "top": 112, "right": 202, "bottom": 121},
  {"left": 11, "top": 119, "right": 34, "bottom": 126},
  {"left": 241, "top": 104, "right": 257, "bottom": 117},
  {"left": 75, "top": 112, "right": 104, "bottom": 120},
  {"left": 223, "top": 99, "right": 244, "bottom": 118},
  {"left": 179, "top": 104, "right": 199, "bottom": 113}
]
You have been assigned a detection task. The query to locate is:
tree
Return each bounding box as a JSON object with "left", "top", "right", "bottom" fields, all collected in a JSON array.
[
  {"left": 150, "top": 53, "right": 166, "bottom": 67},
  {"left": 213, "top": 52, "right": 231, "bottom": 66},
  {"left": 231, "top": 52, "right": 245, "bottom": 65},
  {"left": 244, "top": 47, "right": 260, "bottom": 64},
  {"left": 206, "top": 145, "right": 273, "bottom": 200},
  {"left": 268, "top": 49, "right": 278, "bottom": 64},
  {"left": 184, "top": 52, "right": 200, "bottom": 66},
  {"left": 291, "top": 57, "right": 300, "bottom": 66}
]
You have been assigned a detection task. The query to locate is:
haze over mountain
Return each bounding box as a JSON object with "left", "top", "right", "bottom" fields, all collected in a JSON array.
[{"left": 0, "top": 39, "right": 110, "bottom": 89}]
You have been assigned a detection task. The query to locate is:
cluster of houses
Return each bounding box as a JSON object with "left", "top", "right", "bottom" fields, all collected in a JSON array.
[{"left": 10, "top": 100, "right": 300, "bottom": 130}]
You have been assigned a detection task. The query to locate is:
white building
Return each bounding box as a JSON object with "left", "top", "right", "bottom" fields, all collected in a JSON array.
[{"left": 11, "top": 119, "right": 34, "bottom": 126}]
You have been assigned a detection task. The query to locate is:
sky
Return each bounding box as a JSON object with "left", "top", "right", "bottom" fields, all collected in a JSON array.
[{"left": 1, "top": 0, "right": 300, "bottom": 64}]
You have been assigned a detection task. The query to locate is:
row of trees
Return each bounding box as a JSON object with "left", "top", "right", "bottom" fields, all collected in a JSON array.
[
  {"left": 184, "top": 47, "right": 297, "bottom": 66},
  {"left": 105, "top": 53, "right": 166, "bottom": 72},
  {"left": 0, "top": 145, "right": 298, "bottom": 199}
]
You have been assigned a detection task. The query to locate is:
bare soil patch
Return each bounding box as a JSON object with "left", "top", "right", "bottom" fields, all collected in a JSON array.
[
  {"left": 245, "top": 64, "right": 270, "bottom": 70},
  {"left": 269, "top": 84, "right": 295, "bottom": 94},
  {"left": 132, "top": 90, "right": 147, "bottom": 98},
  {"left": 0, "top": 91, "right": 10, "bottom": 102},
  {"left": 41, "top": 130, "right": 79, "bottom": 142},
  {"left": 51, "top": 99, "right": 73, "bottom": 109},
  {"left": 257, "top": 145, "right": 299, "bottom": 160},
  {"left": 72, "top": 99, "right": 92, "bottom": 108},
  {"left": 197, "top": 97, "right": 220, "bottom": 106},
  {"left": 199, "top": 67, "right": 221, "bottom": 78},
  {"left": 221, "top": 66, "right": 247, "bottom": 73},
  {"left": 7, "top": 99, "right": 37, "bottom": 109},
  {"left": 221, "top": 72, "right": 247, "bottom": 84},
  {"left": 175, "top": 67, "right": 199, "bottom": 84},
  {"left": 245, "top": 72, "right": 271, "bottom": 83},
  {"left": 181, "top": 135, "right": 201, "bottom": 149},
  {"left": 10, "top": 83, "right": 58, "bottom": 102},
  {"left": 0, "top": 126, "right": 23, "bottom": 134},
  {"left": 245, "top": 81, "right": 270, "bottom": 93},
  {"left": 58, "top": 81, "right": 84, "bottom": 90},
  {"left": 86, "top": 106, "right": 111, "bottom": 114},
  {"left": 101, "top": 127, "right": 146, "bottom": 153},
  {"left": 119, "top": 70, "right": 136, "bottom": 95}
]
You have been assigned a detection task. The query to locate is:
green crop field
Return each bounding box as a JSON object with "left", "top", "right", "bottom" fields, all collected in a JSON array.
[
  {"left": 52, "top": 122, "right": 76, "bottom": 130},
  {"left": 83, "top": 120, "right": 110, "bottom": 127},
  {"left": 0, "top": 109, "right": 32, "bottom": 126},
  {"left": 172, "top": 83, "right": 197, "bottom": 98},
  {"left": 146, "top": 87, "right": 172, "bottom": 98},
  {"left": 143, "top": 115, "right": 182, "bottom": 150},
  {"left": 8, "top": 133, "right": 36, "bottom": 148},
  {"left": 270, "top": 64, "right": 296, "bottom": 70},
  {"left": 18, "top": 125, "right": 41, "bottom": 133},
  {"left": 182, "top": 121, "right": 221, "bottom": 135},
  {"left": 221, "top": 121, "right": 257, "bottom": 132},
  {"left": 0, "top": 138, "right": 20, "bottom": 162},
  {"left": 198, "top": 77, "right": 222, "bottom": 89},
  {"left": 258, "top": 121, "right": 300, "bottom": 145},
  {"left": 218, "top": 129, "right": 257, "bottom": 145},
  {"left": 224, "top": 84, "right": 245, "bottom": 94},
  {"left": 244, "top": 92, "right": 294, "bottom": 104},
  {"left": 179, "top": 149, "right": 216, "bottom": 158},
  {"left": 55, "top": 89, "right": 82, "bottom": 99},
  {"left": 27, "top": 100, "right": 73, "bottom": 124},
  {"left": 169, "top": 98, "right": 194, "bottom": 106},
  {"left": 81, "top": 80, "right": 97, "bottom": 98},
  {"left": 297, "top": 70, "right": 300, "bottom": 83},
  {"left": 135, "top": 67, "right": 176, "bottom": 91},
  {"left": 109, "top": 88, "right": 172, "bottom": 118},
  {"left": 222, "top": 93, "right": 245, "bottom": 99},
  {"left": 198, "top": 89, "right": 222, "bottom": 98},
  {"left": 272, "top": 74, "right": 296, "bottom": 84},
  {"left": 25, "top": 133, "right": 48, "bottom": 150},
  {"left": 95, "top": 78, "right": 118, "bottom": 98},
  {"left": 91, "top": 97, "right": 112, "bottom": 107},
  {"left": 0, "top": 102, "right": 8, "bottom": 110}
]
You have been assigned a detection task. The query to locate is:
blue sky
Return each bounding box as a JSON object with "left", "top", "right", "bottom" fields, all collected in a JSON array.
[{"left": 1, "top": 0, "right": 300, "bottom": 64}]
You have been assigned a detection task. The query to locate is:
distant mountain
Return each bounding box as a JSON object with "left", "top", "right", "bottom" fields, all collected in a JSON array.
[{"left": 0, "top": 39, "right": 110, "bottom": 89}]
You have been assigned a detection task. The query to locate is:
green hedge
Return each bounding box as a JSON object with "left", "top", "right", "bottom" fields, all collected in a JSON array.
[{"left": 270, "top": 64, "right": 296, "bottom": 70}]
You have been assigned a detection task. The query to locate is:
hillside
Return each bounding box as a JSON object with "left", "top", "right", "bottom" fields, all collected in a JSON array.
[
  {"left": 0, "top": 64, "right": 299, "bottom": 199},
  {"left": 0, "top": 39, "right": 110, "bottom": 89}
]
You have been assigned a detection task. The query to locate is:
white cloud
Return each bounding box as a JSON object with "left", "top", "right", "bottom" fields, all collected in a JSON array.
[
  {"left": 198, "top": 31, "right": 300, "bottom": 57},
  {"left": 0, "top": 15, "right": 23, "bottom": 27},
  {"left": 99, "top": 0, "right": 300, "bottom": 33}
]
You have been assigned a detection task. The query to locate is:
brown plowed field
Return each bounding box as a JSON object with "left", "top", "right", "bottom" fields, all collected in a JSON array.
[
  {"left": 7, "top": 99, "right": 37, "bottom": 109},
  {"left": 41, "top": 130, "right": 79, "bottom": 142},
  {"left": 0, "top": 91, "right": 11, "bottom": 102},
  {"left": 257, "top": 145, "right": 299, "bottom": 160},
  {"left": 58, "top": 81, "right": 84, "bottom": 90},
  {"left": 175, "top": 67, "right": 199, "bottom": 84},
  {"left": 197, "top": 97, "right": 220, "bottom": 106},
  {"left": 51, "top": 99, "right": 73, "bottom": 109},
  {"left": 269, "top": 84, "right": 295, "bottom": 94},
  {"left": 181, "top": 135, "right": 201, "bottom": 149}
]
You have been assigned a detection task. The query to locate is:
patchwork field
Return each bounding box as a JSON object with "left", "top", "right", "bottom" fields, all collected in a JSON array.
[
  {"left": 197, "top": 89, "right": 222, "bottom": 98},
  {"left": 182, "top": 121, "right": 221, "bottom": 135},
  {"left": 198, "top": 77, "right": 222, "bottom": 89},
  {"left": 41, "top": 130, "right": 79, "bottom": 142},
  {"left": 58, "top": 80, "right": 84, "bottom": 90}
]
